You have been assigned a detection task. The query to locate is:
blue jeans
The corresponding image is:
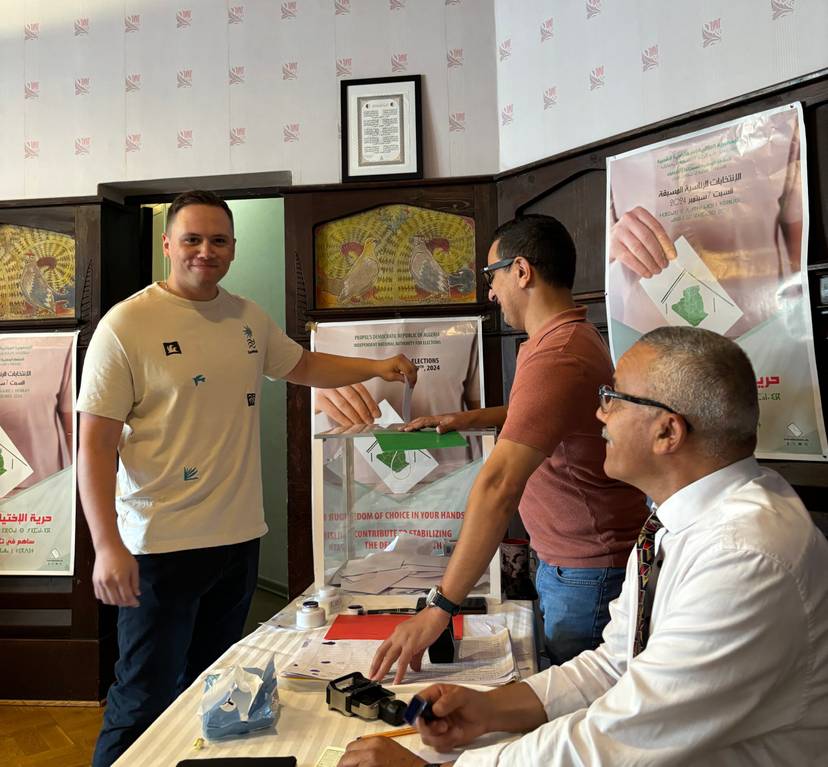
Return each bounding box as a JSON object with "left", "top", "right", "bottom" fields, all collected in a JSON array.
[
  {"left": 92, "top": 538, "right": 260, "bottom": 767},
  {"left": 536, "top": 560, "right": 626, "bottom": 666}
]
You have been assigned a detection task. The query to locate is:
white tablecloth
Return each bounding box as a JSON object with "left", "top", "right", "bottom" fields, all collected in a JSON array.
[{"left": 114, "top": 599, "right": 536, "bottom": 766}]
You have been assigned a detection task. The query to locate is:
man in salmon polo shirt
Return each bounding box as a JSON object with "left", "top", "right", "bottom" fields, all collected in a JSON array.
[{"left": 371, "top": 215, "right": 647, "bottom": 684}]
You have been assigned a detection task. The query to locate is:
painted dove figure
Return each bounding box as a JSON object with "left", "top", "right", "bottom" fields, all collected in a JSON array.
[
  {"left": 21, "top": 257, "right": 56, "bottom": 313},
  {"left": 410, "top": 235, "right": 449, "bottom": 294},
  {"left": 338, "top": 239, "right": 379, "bottom": 302}
]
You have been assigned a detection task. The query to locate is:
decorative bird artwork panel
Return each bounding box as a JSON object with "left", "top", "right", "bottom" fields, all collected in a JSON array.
[
  {"left": 315, "top": 204, "right": 476, "bottom": 309},
  {"left": 0, "top": 225, "right": 76, "bottom": 320}
]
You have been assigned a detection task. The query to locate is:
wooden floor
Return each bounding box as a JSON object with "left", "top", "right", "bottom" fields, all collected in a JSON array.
[
  {"left": 0, "top": 587, "right": 289, "bottom": 767},
  {"left": 0, "top": 704, "right": 104, "bottom": 767}
]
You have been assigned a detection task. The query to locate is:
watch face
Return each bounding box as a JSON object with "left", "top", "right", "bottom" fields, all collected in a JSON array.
[{"left": 426, "top": 586, "right": 437, "bottom": 605}]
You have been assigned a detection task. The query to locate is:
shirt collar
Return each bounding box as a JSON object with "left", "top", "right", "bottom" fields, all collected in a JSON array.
[
  {"left": 531, "top": 305, "right": 588, "bottom": 339},
  {"left": 655, "top": 456, "right": 762, "bottom": 534},
  {"left": 152, "top": 281, "right": 227, "bottom": 310}
]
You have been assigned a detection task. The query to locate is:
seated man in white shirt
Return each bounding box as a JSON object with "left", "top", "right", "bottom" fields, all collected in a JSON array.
[{"left": 338, "top": 326, "right": 828, "bottom": 767}]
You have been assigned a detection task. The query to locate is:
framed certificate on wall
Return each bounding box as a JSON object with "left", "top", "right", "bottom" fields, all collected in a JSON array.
[{"left": 341, "top": 75, "right": 423, "bottom": 183}]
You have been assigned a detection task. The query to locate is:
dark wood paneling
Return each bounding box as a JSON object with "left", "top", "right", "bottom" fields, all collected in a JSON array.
[
  {"left": 100, "top": 202, "right": 144, "bottom": 315},
  {"left": 0, "top": 639, "right": 107, "bottom": 700},
  {"left": 805, "top": 104, "right": 828, "bottom": 258},
  {"left": 282, "top": 195, "right": 314, "bottom": 341},
  {"left": 75, "top": 205, "right": 101, "bottom": 348},
  {"left": 282, "top": 182, "right": 500, "bottom": 596},
  {"left": 0, "top": 205, "right": 75, "bottom": 234},
  {"left": 0, "top": 200, "right": 143, "bottom": 700},
  {"left": 286, "top": 380, "right": 313, "bottom": 599},
  {"left": 523, "top": 169, "right": 607, "bottom": 296}
]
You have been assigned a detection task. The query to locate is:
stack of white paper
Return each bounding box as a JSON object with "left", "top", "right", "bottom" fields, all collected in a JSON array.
[
  {"left": 336, "top": 551, "right": 449, "bottom": 594},
  {"left": 281, "top": 615, "right": 519, "bottom": 686}
]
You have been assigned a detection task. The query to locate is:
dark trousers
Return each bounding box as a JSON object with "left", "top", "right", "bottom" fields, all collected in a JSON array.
[{"left": 92, "top": 538, "right": 260, "bottom": 767}]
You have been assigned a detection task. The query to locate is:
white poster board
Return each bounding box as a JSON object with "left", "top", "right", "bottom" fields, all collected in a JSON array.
[
  {"left": 0, "top": 331, "right": 78, "bottom": 574},
  {"left": 309, "top": 316, "right": 499, "bottom": 598},
  {"left": 606, "top": 103, "right": 826, "bottom": 461}
]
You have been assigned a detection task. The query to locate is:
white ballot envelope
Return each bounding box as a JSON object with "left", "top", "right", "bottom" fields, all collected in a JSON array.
[
  {"left": 639, "top": 236, "right": 744, "bottom": 334},
  {"left": 0, "top": 425, "right": 34, "bottom": 499},
  {"left": 402, "top": 378, "right": 413, "bottom": 423}
]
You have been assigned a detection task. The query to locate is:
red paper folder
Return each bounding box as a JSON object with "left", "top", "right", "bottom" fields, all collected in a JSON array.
[{"left": 324, "top": 613, "right": 463, "bottom": 641}]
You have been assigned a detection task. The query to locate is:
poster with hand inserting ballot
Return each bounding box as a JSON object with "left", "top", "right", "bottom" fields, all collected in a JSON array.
[
  {"left": 606, "top": 103, "right": 826, "bottom": 461},
  {"left": 0, "top": 332, "right": 77, "bottom": 574}
]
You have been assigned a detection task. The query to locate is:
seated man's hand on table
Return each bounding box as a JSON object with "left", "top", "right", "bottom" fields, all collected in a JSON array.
[
  {"left": 610, "top": 206, "right": 676, "bottom": 278},
  {"left": 337, "top": 737, "right": 431, "bottom": 767},
  {"left": 370, "top": 607, "right": 451, "bottom": 684},
  {"left": 316, "top": 384, "right": 381, "bottom": 427},
  {"left": 416, "top": 684, "right": 490, "bottom": 751},
  {"left": 337, "top": 683, "right": 489, "bottom": 765}
]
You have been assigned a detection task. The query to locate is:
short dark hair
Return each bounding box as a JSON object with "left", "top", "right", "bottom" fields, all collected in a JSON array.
[
  {"left": 493, "top": 214, "right": 576, "bottom": 290},
  {"left": 165, "top": 190, "right": 234, "bottom": 233}
]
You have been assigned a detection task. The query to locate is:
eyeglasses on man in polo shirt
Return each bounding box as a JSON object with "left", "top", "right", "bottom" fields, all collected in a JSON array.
[
  {"left": 598, "top": 384, "right": 693, "bottom": 432},
  {"left": 481, "top": 257, "right": 516, "bottom": 289}
]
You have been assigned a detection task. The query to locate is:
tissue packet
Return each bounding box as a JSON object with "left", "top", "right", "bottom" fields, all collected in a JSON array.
[{"left": 200, "top": 656, "right": 279, "bottom": 740}]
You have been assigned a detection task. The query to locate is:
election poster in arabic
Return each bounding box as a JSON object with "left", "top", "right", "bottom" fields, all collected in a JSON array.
[
  {"left": 311, "top": 317, "right": 485, "bottom": 562},
  {"left": 606, "top": 103, "right": 826, "bottom": 460},
  {"left": 0, "top": 332, "right": 77, "bottom": 574}
]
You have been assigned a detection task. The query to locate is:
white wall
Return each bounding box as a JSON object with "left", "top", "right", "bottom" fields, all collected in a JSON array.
[
  {"left": 0, "top": 0, "right": 498, "bottom": 199},
  {"left": 494, "top": 0, "right": 828, "bottom": 172},
  {"left": 2, "top": 1, "right": 826, "bottom": 200}
]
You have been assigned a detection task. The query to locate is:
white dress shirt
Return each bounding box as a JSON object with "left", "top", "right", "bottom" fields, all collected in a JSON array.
[{"left": 456, "top": 458, "right": 828, "bottom": 766}]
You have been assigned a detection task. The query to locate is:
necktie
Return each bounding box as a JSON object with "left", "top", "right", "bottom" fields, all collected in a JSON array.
[{"left": 633, "top": 512, "right": 663, "bottom": 656}]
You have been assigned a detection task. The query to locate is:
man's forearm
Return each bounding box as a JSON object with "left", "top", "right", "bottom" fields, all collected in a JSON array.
[
  {"left": 462, "top": 406, "right": 508, "bottom": 429},
  {"left": 485, "top": 682, "right": 549, "bottom": 733},
  {"left": 287, "top": 351, "right": 380, "bottom": 388},
  {"left": 439, "top": 469, "right": 522, "bottom": 604}
]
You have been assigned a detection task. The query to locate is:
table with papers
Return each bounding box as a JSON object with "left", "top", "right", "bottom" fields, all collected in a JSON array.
[
  {"left": 113, "top": 598, "right": 536, "bottom": 767},
  {"left": 283, "top": 614, "right": 519, "bottom": 687}
]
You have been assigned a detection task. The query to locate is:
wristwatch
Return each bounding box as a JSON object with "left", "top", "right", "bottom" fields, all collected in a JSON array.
[{"left": 425, "top": 586, "right": 461, "bottom": 616}]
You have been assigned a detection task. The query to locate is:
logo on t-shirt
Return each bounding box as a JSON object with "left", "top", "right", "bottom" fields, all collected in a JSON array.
[
  {"left": 243, "top": 325, "right": 258, "bottom": 354},
  {"left": 183, "top": 466, "right": 199, "bottom": 481},
  {"left": 193, "top": 374, "right": 206, "bottom": 386},
  {"left": 163, "top": 341, "right": 182, "bottom": 356},
  {"left": 246, "top": 393, "right": 256, "bottom": 406}
]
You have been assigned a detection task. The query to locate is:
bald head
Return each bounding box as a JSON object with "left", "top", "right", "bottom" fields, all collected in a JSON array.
[{"left": 635, "top": 327, "right": 758, "bottom": 460}]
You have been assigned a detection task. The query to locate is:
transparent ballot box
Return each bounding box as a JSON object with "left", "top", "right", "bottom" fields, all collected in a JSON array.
[{"left": 312, "top": 425, "right": 500, "bottom": 601}]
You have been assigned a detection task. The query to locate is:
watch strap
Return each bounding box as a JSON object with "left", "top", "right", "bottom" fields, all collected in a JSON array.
[{"left": 429, "top": 587, "right": 461, "bottom": 616}]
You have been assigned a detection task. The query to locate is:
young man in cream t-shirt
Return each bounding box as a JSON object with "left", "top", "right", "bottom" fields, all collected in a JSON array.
[{"left": 77, "top": 190, "right": 417, "bottom": 767}]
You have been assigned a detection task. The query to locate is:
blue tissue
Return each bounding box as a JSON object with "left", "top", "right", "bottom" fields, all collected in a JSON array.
[{"left": 200, "top": 657, "right": 279, "bottom": 740}]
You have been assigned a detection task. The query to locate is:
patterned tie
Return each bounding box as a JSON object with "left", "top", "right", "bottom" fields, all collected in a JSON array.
[{"left": 633, "top": 511, "right": 663, "bottom": 656}]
